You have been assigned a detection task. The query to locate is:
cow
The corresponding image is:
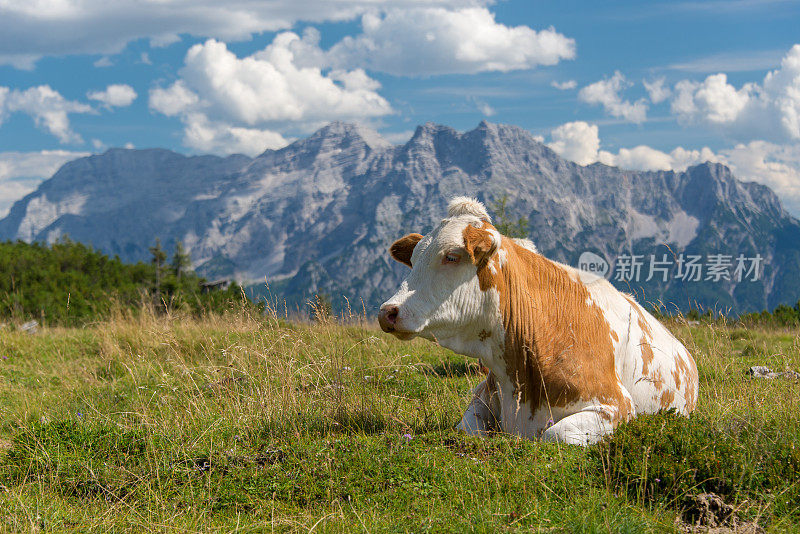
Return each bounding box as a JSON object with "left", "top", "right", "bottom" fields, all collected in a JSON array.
[{"left": 378, "top": 197, "right": 698, "bottom": 445}]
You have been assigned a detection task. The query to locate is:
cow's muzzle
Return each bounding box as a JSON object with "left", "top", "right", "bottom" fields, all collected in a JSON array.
[{"left": 378, "top": 305, "right": 399, "bottom": 333}]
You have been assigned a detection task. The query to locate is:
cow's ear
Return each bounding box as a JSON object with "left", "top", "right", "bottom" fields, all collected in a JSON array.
[
  {"left": 390, "top": 233, "right": 423, "bottom": 267},
  {"left": 463, "top": 224, "right": 498, "bottom": 266}
]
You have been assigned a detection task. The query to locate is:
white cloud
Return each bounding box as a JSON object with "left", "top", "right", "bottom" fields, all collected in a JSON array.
[
  {"left": 182, "top": 113, "right": 289, "bottom": 156},
  {"left": 672, "top": 74, "right": 752, "bottom": 124},
  {"left": 93, "top": 56, "right": 113, "bottom": 68},
  {"left": 578, "top": 71, "right": 648, "bottom": 123},
  {"left": 644, "top": 77, "right": 671, "bottom": 104},
  {"left": 0, "top": 85, "right": 93, "bottom": 143},
  {"left": 468, "top": 96, "right": 494, "bottom": 116},
  {"left": 0, "top": 1, "right": 489, "bottom": 67},
  {"left": 149, "top": 36, "right": 392, "bottom": 155},
  {"left": 669, "top": 44, "right": 800, "bottom": 142},
  {"left": 551, "top": 80, "right": 577, "bottom": 90},
  {"left": 149, "top": 81, "right": 199, "bottom": 117},
  {"left": 87, "top": 84, "right": 137, "bottom": 108},
  {"left": 547, "top": 121, "right": 600, "bottom": 166},
  {"left": 547, "top": 120, "right": 717, "bottom": 172},
  {"left": 597, "top": 145, "right": 719, "bottom": 172},
  {"left": 0, "top": 150, "right": 90, "bottom": 216},
  {"left": 326, "top": 7, "right": 575, "bottom": 76}
]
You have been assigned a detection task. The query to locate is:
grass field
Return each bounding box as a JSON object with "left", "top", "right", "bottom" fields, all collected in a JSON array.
[{"left": 0, "top": 306, "right": 798, "bottom": 532}]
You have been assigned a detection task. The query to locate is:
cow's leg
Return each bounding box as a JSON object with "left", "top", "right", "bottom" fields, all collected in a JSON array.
[
  {"left": 457, "top": 375, "right": 501, "bottom": 436},
  {"left": 541, "top": 403, "right": 627, "bottom": 446}
]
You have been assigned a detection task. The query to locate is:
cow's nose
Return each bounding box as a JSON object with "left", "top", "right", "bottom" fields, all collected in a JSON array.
[{"left": 378, "top": 305, "right": 399, "bottom": 332}]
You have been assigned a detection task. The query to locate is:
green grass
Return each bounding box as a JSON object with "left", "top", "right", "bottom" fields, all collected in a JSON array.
[{"left": 0, "top": 308, "right": 798, "bottom": 532}]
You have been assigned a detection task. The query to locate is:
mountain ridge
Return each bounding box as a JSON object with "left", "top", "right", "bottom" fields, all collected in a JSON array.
[{"left": 2, "top": 121, "right": 799, "bottom": 313}]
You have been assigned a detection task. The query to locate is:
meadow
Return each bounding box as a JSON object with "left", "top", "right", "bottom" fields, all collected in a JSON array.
[{"left": 0, "top": 304, "right": 798, "bottom": 532}]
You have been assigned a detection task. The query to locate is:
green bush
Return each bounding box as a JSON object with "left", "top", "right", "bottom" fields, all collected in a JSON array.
[
  {"left": 0, "top": 238, "right": 258, "bottom": 325},
  {"left": 589, "top": 412, "right": 800, "bottom": 517}
]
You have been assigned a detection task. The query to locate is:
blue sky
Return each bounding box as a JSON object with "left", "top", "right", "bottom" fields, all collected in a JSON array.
[{"left": 1, "top": 0, "right": 800, "bottom": 216}]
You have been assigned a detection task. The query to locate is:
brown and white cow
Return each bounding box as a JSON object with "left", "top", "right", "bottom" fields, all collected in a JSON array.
[{"left": 378, "top": 197, "right": 698, "bottom": 445}]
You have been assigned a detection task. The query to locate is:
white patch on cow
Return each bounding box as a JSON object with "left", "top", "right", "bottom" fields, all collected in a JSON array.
[
  {"left": 447, "top": 196, "right": 491, "bottom": 222},
  {"left": 511, "top": 237, "right": 538, "bottom": 253},
  {"left": 496, "top": 245, "right": 508, "bottom": 267}
]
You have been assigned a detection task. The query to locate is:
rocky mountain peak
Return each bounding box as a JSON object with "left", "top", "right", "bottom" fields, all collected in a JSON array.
[{"left": 1, "top": 121, "right": 798, "bottom": 313}]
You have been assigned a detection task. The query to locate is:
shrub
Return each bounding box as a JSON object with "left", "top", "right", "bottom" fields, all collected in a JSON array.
[{"left": 589, "top": 412, "right": 800, "bottom": 517}]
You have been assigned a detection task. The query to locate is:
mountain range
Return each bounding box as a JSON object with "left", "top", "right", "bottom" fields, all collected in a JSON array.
[{"left": 2, "top": 121, "right": 799, "bottom": 314}]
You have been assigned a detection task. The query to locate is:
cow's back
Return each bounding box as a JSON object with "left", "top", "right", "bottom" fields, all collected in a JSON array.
[{"left": 582, "top": 277, "right": 698, "bottom": 415}]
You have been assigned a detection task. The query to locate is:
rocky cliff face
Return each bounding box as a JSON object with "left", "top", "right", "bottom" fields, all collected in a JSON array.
[{"left": 2, "top": 121, "right": 799, "bottom": 313}]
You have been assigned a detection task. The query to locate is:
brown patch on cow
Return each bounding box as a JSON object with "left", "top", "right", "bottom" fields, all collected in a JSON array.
[
  {"left": 659, "top": 390, "right": 675, "bottom": 409},
  {"left": 463, "top": 224, "right": 495, "bottom": 264},
  {"left": 672, "top": 366, "right": 682, "bottom": 390},
  {"left": 478, "top": 330, "right": 492, "bottom": 341},
  {"left": 623, "top": 295, "right": 657, "bottom": 376},
  {"left": 389, "top": 233, "right": 423, "bottom": 267},
  {"left": 610, "top": 330, "right": 619, "bottom": 343},
  {"left": 639, "top": 335, "right": 656, "bottom": 376},
  {"left": 464, "top": 224, "right": 632, "bottom": 425},
  {"left": 675, "top": 352, "right": 698, "bottom": 413}
]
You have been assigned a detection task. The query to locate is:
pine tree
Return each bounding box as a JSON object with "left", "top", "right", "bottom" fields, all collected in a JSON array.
[
  {"left": 171, "top": 241, "right": 192, "bottom": 281},
  {"left": 491, "top": 195, "right": 529, "bottom": 238},
  {"left": 149, "top": 238, "right": 167, "bottom": 296}
]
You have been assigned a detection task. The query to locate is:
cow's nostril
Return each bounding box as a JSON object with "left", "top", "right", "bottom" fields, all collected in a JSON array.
[{"left": 378, "top": 305, "right": 399, "bottom": 332}]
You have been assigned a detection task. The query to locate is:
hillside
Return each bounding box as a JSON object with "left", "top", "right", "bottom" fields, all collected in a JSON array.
[{"left": 2, "top": 121, "right": 799, "bottom": 313}]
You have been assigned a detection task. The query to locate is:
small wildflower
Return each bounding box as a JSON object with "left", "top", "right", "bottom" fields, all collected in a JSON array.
[
  {"left": 77, "top": 412, "right": 83, "bottom": 418},
  {"left": 402, "top": 433, "right": 413, "bottom": 441},
  {"left": 546, "top": 418, "right": 555, "bottom": 428},
  {"left": 655, "top": 478, "right": 661, "bottom": 483}
]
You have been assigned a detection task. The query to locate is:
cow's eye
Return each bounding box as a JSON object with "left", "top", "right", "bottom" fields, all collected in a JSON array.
[{"left": 443, "top": 252, "right": 461, "bottom": 264}]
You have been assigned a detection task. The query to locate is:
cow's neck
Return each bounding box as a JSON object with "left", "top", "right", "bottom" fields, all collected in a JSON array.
[{"left": 482, "top": 240, "right": 622, "bottom": 420}]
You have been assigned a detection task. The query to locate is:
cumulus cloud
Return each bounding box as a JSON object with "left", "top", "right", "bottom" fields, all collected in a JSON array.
[
  {"left": 545, "top": 120, "right": 800, "bottom": 217},
  {"left": 578, "top": 71, "right": 648, "bottom": 123},
  {"left": 0, "top": 150, "right": 89, "bottom": 216},
  {"left": 644, "top": 77, "right": 671, "bottom": 104},
  {"left": 149, "top": 36, "right": 392, "bottom": 155},
  {"left": 546, "top": 120, "right": 717, "bottom": 172},
  {"left": 0, "top": 85, "right": 93, "bottom": 143},
  {"left": 0, "top": 0, "right": 486, "bottom": 67},
  {"left": 672, "top": 74, "right": 752, "bottom": 124},
  {"left": 87, "top": 84, "right": 138, "bottom": 108},
  {"left": 326, "top": 7, "right": 575, "bottom": 76},
  {"left": 181, "top": 113, "right": 290, "bottom": 156},
  {"left": 669, "top": 44, "right": 800, "bottom": 142},
  {"left": 551, "top": 80, "right": 577, "bottom": 90},
  {"left": 547, "top": 121, "right": 600, "bottom": 166}
]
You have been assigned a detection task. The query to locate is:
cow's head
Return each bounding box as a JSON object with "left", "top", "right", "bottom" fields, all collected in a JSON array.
[{"left": 378, "top": 197, "right": 503, "bottom": 342}]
